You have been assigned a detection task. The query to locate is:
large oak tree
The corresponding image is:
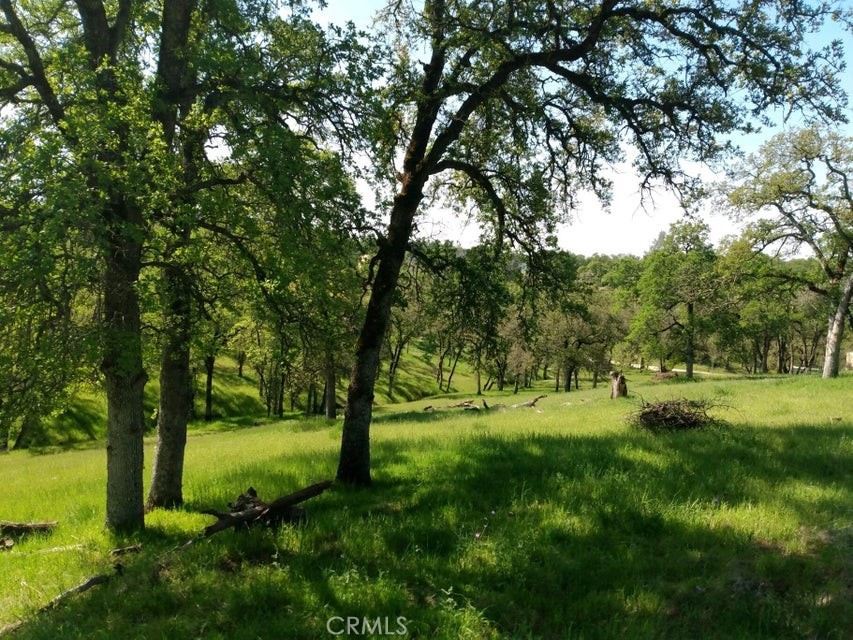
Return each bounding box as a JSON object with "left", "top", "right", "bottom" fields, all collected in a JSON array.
[
  {"left": 0, "top": 0, "right": 371, "bottom": 528},
  {"left": 337, "top": 0, "right": 847, "bottom": 485},
  {"left": 727, "top": 127, "right": 853, "bottom": 378}
]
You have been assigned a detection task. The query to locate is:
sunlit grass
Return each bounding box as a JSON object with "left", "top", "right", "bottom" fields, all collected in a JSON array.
[{"left": 1, "top": 373, "right": 850, "bottom": 638}]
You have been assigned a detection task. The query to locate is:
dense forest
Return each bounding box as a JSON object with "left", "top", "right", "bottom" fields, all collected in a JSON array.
[{"left": 1, "top": 0, "right": 851, "bottom": 531}]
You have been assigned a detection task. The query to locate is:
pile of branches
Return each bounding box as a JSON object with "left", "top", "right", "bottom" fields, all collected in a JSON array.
[{"left": 631, "top": 399, "right": 722, "bottom": 432}]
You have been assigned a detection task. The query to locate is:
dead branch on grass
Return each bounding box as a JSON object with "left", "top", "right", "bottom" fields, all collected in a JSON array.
[{"left": 631, "top": 398, "right": 724, "bottom": 432}]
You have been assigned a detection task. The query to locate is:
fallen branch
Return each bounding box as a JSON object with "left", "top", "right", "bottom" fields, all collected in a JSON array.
[
  {"left": 630, "top": 398, "right": 723, "bottom": 432},
  {"left": 34, "top": 544, "right": 85, "bottom": 555},
  {"left": 446, "top": 399, "right": 475, "bottom": 408},
  {"left": 0, "top": 483, "right": 333, "bottom": 636},
  {"left": 0, "top": 562, "right": 124, "bottom": 636},
  {"left": 0, "top": 521, "right": 57, "bottom": 535},
  {"left": 512, "top": 395, "right": 547, "bottom": 408},
  {"left": 45, "top": 572, "right": 114, "bottom": 610},
  {"left": 201, "top": 480, "right": 333, "bottom": 537},
  {"left": 110, "top": 544, "right": 142, "bottom": 557},
  {"left": 0, "top": 521, "right": 57, "bottom": 551}
]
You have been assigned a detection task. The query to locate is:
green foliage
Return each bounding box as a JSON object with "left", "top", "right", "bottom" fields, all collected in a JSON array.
[
  {"left": 629, "top": 221, "right": 720, "bottom": 374},
  {"left": 725, "top": 126, "right": 853, "bottom": 377}
]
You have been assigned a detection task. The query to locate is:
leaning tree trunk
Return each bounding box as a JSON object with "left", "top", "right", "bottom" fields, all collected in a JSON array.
[
  {"left": 147, "top": 265, "right": 192, "bottom": 509},
  {"left": 337, "top": 186, "right": 421, "bottom": 485},
  {"left": 324, "top": 356, "right": 337, "bottom": 420},
  {"left": 822, "top": 272, "right": 853, "bottom": 378},
  {"left": 102, "top": 221, "right": 147, "bottom": 532},
  {"left": 12, "top": 415, "right": 39, "bottom": 450}
]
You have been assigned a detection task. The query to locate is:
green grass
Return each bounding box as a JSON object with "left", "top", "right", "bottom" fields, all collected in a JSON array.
[
  {"left": 36, "top": 347, "right": 456, "bottom": 448},
  {"left": 1, "top": 373, "right": 851, "bottom": 638}
]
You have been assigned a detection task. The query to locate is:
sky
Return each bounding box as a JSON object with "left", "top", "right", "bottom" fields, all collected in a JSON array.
[{"left": 314, "top": 0, "right": 853, "bottom": 257}]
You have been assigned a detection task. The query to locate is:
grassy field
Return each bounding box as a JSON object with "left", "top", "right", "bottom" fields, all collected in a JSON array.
[{"left": 0, "top": 372, "right": 850, "bottom": 638}]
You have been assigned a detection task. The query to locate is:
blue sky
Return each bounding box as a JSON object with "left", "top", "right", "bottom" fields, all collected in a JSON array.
[{"left": 314, "top": 0, "right": 853, "bottom": 256}]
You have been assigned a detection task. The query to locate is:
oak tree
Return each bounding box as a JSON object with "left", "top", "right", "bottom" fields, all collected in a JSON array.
[
  {"left": 337, "top": 0, "right": 846, "bottom": 484},
  {"left": 727, "top": 127, "right": 853, "bottom": 377}
]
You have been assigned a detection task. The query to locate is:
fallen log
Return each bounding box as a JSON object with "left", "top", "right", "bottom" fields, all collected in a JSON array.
[
  {"left": 0, "top": 521, "right": 57, "bottom": 536},
  {"left": 446, "top": 399, "right": 475, "bottom": 408},
  {"left": 201, "top": 480, "right": 333, "bottom": 537},
  {"left": 512, "top": 394, "right": 547, "bottom": 408}
]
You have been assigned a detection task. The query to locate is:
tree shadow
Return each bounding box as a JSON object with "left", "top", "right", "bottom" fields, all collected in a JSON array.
[{"left": 7, "top": 424, "right": 851, "bottom": 639}]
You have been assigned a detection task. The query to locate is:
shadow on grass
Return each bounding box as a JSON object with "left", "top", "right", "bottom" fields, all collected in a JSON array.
[
  {"left": 8, "top": 423, "right": 852, "bottom": 639},
  {"left": 371, "top": 408, "right": 465, "bottom": 425},
  {"left": 28, "top": 397, "right": 106, "bottom": 452}
]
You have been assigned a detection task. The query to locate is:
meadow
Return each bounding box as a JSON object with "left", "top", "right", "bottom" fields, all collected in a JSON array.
[{"left": 0, "top": 371, "right": 850, "bottom": 639}]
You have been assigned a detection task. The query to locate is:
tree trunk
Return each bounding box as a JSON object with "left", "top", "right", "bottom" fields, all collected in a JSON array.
[
  {"left": 337, "top": 186, "right": 420, "bottom": 485},
  {"left": 822, "top": 272, "right": 853, "bottom": 378},
  {"left": 236, "top": 351, "right": 246, "bottom": 377},
  {"left": 445, "top": 345, "right": 463, "bottom": 393},
  {"left": 760, "top": 335, "right": 771, "bottom": 374},
  {"left": 685, "top": 301, "right": 695, "bottom": 379},
  {"left": 277, "top": 371, "right": 285, "bottom": 416},
  {"left": 204, "top": 354, "right": 215, "bottom": 421},
  {"left": 387, "top": 340, "right": 403, "bottom": 398},
  {"left": 610, "top": 371, "right": 627, "bottom": 398},
  {"left": 776, "top": 336, "right": 788, "bottom": 374},
  {"left": 325, "top": 358, "right": 337, "bottom": 420},
  {"left": 12, "top": 415, "right": 39, "bottom": 450},
  {"left": 147, "top": 265, "right": 192, "bottom": 510},
  {"left": 102, "top": 229, "right": 147, "bottom": 532}
]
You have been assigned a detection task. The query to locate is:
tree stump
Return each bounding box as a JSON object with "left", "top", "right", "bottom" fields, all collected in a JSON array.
[{"left": 610, "top": 372, "right": 628, "bottom": 399}]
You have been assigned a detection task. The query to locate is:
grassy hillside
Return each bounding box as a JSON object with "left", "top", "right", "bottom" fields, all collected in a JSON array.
[
  {"left": 35, "top": 346, "right": 471, "bottom": 448},
  {"left": 1, "top": 373, "right": 850, "bottom": 638}
]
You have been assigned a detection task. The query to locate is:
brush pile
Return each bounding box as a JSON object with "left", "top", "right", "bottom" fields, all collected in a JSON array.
[{"left": 631, "top": 399, "right": 720, "bottom": 432}]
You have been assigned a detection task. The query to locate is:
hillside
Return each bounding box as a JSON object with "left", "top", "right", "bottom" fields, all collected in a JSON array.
[
  {"left": 1, "top": 373, "right": 850, "bottom": 638},
  {"left": 29, "top": 345, "right": 476, "bottom": 449}
]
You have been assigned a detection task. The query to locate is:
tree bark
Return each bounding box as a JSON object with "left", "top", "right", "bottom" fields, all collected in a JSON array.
[
  {"left": 610, "top": 371, "right": 627, "bottom": 398},
  {"left": 325, "top": 357, "right": 337, "bottom": 420},
  {"left": 685, "top": 301, "right": 695, "bottom": 379},
  {"left": 102, "top": 224, "right": 147, "bottom": 532},
  {"left": 147, "top": 266, "right": 192, "bottom": 510},
  {"left": 337, "top": 191, "right": 420, "bottom": 485},
  {"left": 387, "top": 343, "right": 401, "bottom": 398},
  {"left": 563, "top": 363, "right": 573, "bottom": 392},
  {"left": 146, "top": 0, "right": 198, "bottom": 510},
  {"left": 822, "top": 272, "right": 853, "bottom": 378},
  {"left": 204, "top": 354, "right": 215, "bottom": 421},
  {"left": 12, "top": 415, "right": 39, "bottom": 450},
  {"left": 444, "top": 344, "right": 463, "bottom": 393}
]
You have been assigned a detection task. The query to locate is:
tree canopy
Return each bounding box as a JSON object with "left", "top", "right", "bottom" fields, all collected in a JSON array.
[
  {"left": 335, "top": 0, "right": 848, "bottom": 485},
  {"left": 727, "top": 127, "right": 853, "bottom": 377}
]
